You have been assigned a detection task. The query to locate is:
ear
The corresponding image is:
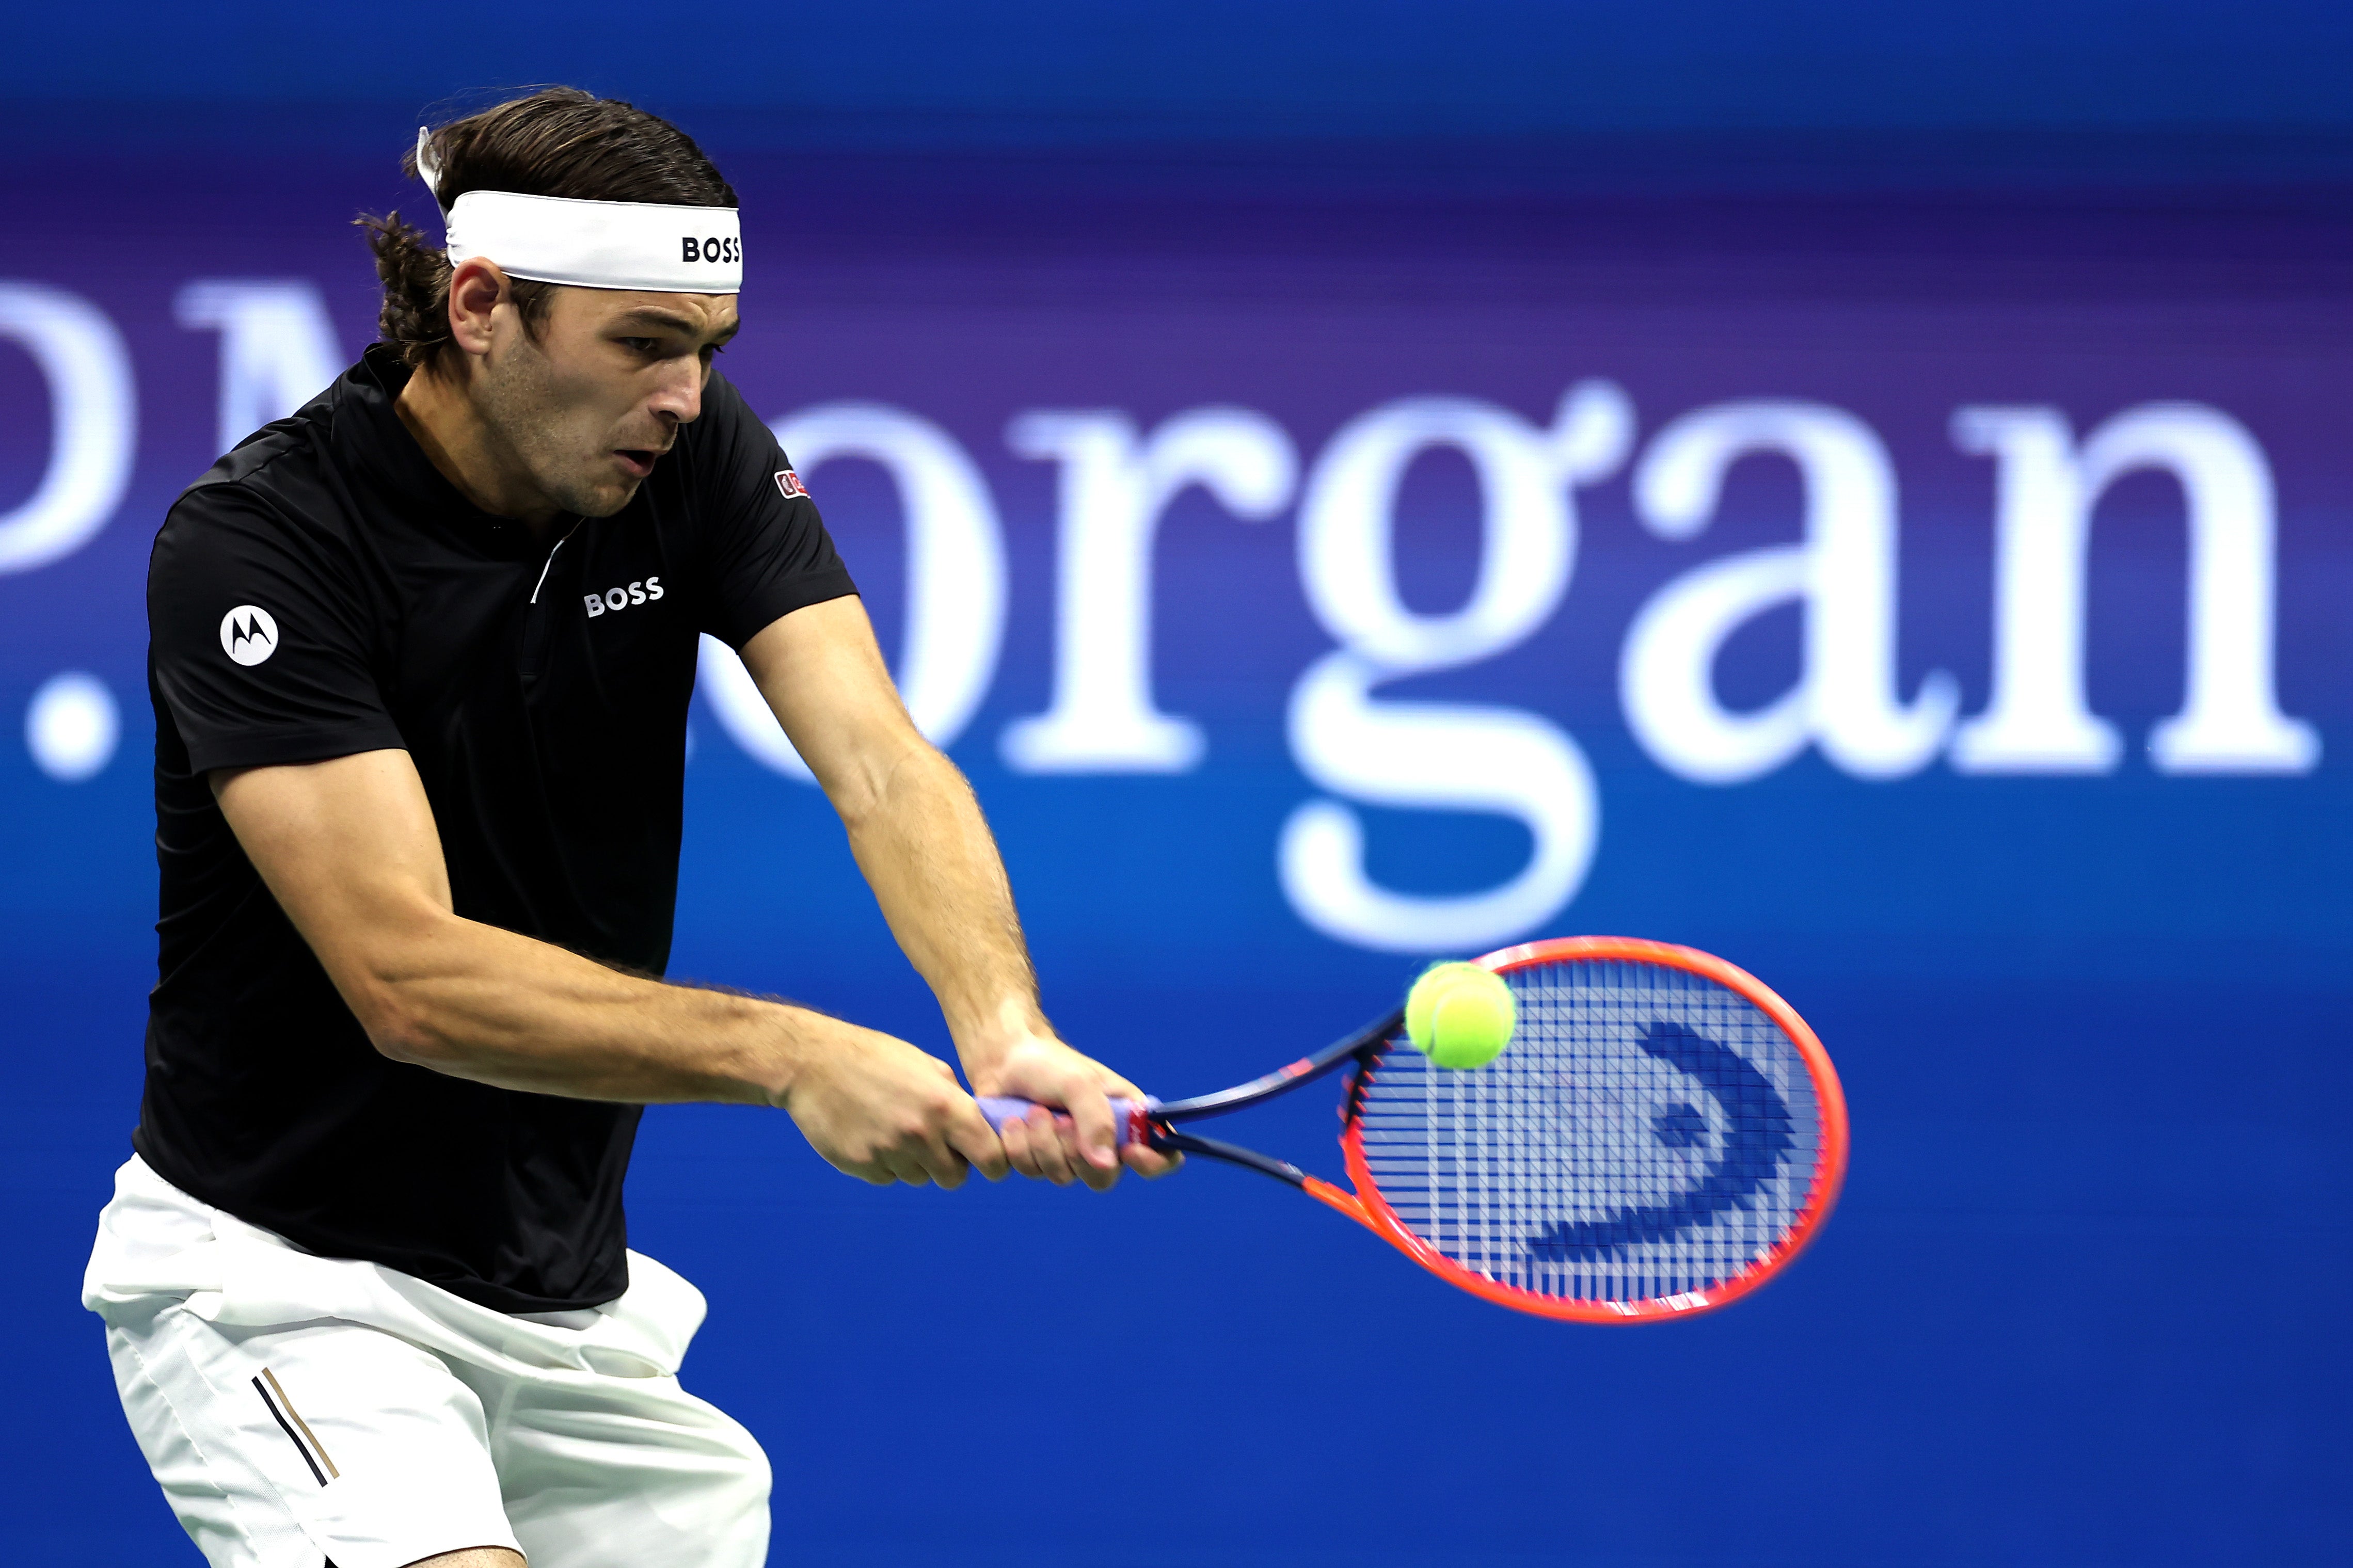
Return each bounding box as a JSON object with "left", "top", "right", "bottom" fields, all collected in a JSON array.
[{"left": 445, "top": 258, "right": 510, "bottom": 359}]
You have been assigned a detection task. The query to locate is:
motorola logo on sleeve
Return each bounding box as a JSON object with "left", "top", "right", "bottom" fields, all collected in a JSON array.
[{"left": 219, "top": 605, "right": 278, "bottom": 666}]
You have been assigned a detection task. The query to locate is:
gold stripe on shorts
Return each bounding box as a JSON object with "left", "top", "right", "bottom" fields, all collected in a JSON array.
[{"left": 258, "top": 1366, "right": 340, "bottom": 1481}]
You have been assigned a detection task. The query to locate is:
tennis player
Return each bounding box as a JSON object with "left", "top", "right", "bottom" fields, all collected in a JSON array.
[{"left": 83, "top": 88, "right": 1173, "bottom": 1568}]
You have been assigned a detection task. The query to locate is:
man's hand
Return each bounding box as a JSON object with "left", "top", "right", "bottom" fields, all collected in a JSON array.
[
  {"left": 968, "top": 1035, "right": 1184, "bottom": 1192},
  {"left": 740, "top": 602, "right": 1178, "bottom": 1193},
  {"left": 782, "top": 1022, "right": 1011, "bottom": 1188}
]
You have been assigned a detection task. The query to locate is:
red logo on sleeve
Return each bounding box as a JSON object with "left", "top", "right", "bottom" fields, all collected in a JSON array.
[{"left": 774, "top": 469, "right": 808, "bottom": 500}]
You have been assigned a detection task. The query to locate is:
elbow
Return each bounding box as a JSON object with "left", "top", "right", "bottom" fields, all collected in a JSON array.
[
  {"left": 833, "top": 737, "right": 960, "bottom": 835},
  {"left": 334, "top": 917, "right": 465, "bottom": 1068},
  {"left": 353, "top": 986, "right": 443, "bottom": 1067}
]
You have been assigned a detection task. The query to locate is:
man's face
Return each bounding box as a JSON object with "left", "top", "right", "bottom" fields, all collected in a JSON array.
[{"left": 474, "top": 286, "right": 740, "bottom": 519}]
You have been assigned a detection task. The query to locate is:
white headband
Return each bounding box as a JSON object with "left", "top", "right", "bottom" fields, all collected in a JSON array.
[{"left": 415, "top": 126, "right": 742, "bottom": 294}]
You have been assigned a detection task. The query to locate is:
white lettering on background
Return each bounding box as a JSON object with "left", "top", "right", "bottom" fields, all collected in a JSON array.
[
  {"left": 699, "top": 404, "right": 1007, "bottom": 780},
  {"left": 173, "top": 280, "right": 345, "bottom": 458},
  {"left": 1280, "top": 382, "right": 1631, "bottom": 952},
  {"left": 1001, "top": 407, "right": 1296, "bottom": 772},
  {"left": 1951, "top": 404, "right": 2317, "bottom": 775},
  {"left": 25, "top": 670, "right": 118, "bottom": 782},
  {"left": 0, "top": 282, "right": 135, "bottom": 574},
  {"left": 1621, "top": 400, "right": 1958, "bottom": 783}
]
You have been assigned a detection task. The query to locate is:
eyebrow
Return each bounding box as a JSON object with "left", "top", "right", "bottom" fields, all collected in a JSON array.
[{"left": 612, "top": 308, "right": 740, "bottom": 346}]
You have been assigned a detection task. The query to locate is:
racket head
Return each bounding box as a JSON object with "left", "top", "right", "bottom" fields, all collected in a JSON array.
[{"left": 1339, "top": 937, "right": 1849, "bottom": 1322}]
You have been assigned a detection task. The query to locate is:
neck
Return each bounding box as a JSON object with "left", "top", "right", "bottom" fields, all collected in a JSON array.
[{"left": 394, "top": 358, "right": 563, "bottom": 536}]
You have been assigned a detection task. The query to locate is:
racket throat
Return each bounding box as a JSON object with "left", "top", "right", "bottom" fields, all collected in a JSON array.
[
  {"left": 1151, "top": 1014, "right": 1400, "bottom": 1120},
  {"left": 1154, "top": 1128, "right": 1313, "bottom": 1188},
  {"left": 1150, "top": 1130, "right": 1375, "bottom": 1230},
  {"left": 1299, "top": 1175, "right": 1375, "bottom": 1230}
]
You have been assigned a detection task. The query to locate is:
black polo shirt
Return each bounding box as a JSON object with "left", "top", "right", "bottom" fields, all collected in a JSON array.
[{"left": 137, "top": 344, "right": 854, "bottom": 1313}]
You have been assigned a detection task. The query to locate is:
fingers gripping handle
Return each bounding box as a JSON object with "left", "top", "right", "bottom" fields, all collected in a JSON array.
[{"left": 976, "top": 1096, "right": 1148, "bottom": 1149}]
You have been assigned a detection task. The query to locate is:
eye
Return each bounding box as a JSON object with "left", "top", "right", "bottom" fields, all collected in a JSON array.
[{"left": 618, "top": 336, "right": 660, "bottom": 355}]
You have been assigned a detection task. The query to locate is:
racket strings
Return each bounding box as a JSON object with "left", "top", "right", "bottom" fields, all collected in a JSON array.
[{"left": 1353, "top": 959, "right": 1825, "bottom": 1305}]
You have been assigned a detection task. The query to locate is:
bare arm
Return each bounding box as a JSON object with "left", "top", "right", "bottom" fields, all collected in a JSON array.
[
  {"left": 742, "top": 597, "right": 1179, "bottom": 1189},
  {"left": 213, "top": 749, "right": 1005, "bottom": 1187}
]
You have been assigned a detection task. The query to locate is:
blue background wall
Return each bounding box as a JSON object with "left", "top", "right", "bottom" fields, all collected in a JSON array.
[{"left": 4, "top": 5, "right": 2349, "bottom": 1564}]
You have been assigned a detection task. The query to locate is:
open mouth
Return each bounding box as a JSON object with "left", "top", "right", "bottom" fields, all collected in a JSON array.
[{"left": 614, "top": 448, "right": 660, "bottom": 479}]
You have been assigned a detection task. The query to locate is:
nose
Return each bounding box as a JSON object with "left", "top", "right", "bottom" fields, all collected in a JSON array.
[{"left": 648, "top": 357, "right": 704, "bottom": 428}]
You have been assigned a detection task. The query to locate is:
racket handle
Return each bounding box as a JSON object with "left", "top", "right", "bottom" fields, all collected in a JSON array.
[{"left": 975, "top": 1095, "right": 1149, "bottom": 1149}]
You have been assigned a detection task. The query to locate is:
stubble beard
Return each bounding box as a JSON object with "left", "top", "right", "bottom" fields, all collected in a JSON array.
[{"left": 476, "top": 337, "right": 642, "bottom": 520}]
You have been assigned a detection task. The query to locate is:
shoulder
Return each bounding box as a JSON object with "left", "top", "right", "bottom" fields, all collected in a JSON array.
[
  {"left": 154, "top": 431, "right": 368, "bottom": 607},
  {"left": 158, "top": 473, "right": 334, "bottom": 584},
  {"left": 677, "top": 370, "right": 785, "bottom": 482},
  {"left": 189, "top": 360, "right": 366, "bottom": 502},
  {"left": 161, "top": 370, "right": 372, "bottom": 559},
  {"left": 695, "top": 367, "right": 766, "bottom": 438}
]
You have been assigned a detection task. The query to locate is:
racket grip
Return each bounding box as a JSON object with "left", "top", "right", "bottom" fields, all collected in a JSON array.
[{"left": 976, "top": 1095, "right": 1147, "bottom": 1149}]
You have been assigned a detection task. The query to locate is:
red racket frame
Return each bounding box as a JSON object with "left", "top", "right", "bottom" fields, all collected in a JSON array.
[{"left": 1298, "top": 936, "right": 1851, "bottom": 1322}]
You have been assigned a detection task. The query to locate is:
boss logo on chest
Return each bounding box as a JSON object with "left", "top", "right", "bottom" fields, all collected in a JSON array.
[{"left": 583, "top": 577, "right": 664, "bottom": 617}]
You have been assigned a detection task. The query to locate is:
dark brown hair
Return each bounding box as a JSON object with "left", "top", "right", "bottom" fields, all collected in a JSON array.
[{"left": 359, "top": 88, "right": 738, "bottom": 371}]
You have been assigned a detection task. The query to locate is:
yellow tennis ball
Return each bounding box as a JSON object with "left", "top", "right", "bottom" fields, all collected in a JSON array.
[
  {"left": 1428, "top": 971, "right": 1514, "bottom": 1069},
  {"left": 1405, "top": 961, "right": 1486, "bottom": 1051}
]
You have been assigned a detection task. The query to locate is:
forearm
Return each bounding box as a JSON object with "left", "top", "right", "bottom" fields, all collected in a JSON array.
[
  {"left": 840, "top": 743, "right": 1044, "bottom": 1069},
  {"left": 209, "top": 748, "right": 960, "bottom": 1159},
  {"left": 339, "top": 905, "right": 829, "bottom": 1106}
]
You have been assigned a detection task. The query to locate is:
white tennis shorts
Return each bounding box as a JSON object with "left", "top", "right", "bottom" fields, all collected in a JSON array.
[{"left": 84, "top": 1157, "right": 770, "bottom": 1568}]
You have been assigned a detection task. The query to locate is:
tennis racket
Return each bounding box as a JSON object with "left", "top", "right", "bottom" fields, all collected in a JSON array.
[{"left": 980, "top": 936, "right": 1849, "bottom": 1321}]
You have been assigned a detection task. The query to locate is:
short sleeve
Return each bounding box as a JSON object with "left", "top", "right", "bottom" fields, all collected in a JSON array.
[
  {"left": 687, "top": 374, "right": 857, "bottom": 648},
  {"left": 148, "top": 486, "right": 407, "bottom": 774}
]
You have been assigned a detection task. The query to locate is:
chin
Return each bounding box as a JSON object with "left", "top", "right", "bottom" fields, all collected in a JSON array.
[{"left": 565, "top": 479, "right": 642, "bottom": 519}]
